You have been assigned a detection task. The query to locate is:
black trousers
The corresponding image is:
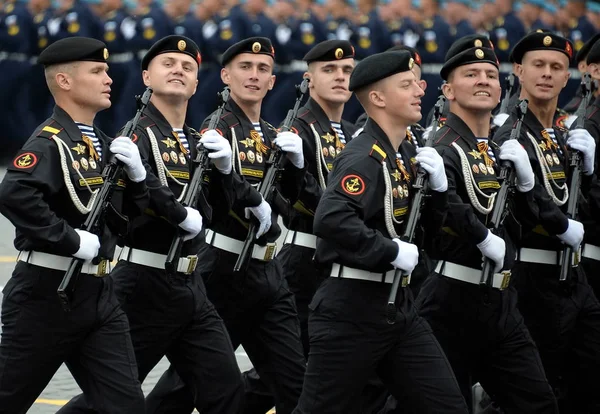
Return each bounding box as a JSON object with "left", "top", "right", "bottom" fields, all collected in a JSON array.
[
  {"left": 0, "top": 262, "right": 144, "bottom": 414},
  {"left": 417, "top": 273, "right": 558, "bottom": 414},
  {"left": 513, "top": 261, "right": 600, "bottom": 414},
  {"left": 146, "top": 244, "right": 306, "bottom": 414},
  {"left": 292, "top": 277, "right": 469, "bottom": 414},
  {"left": 581, "top": 257, "right": 600, "bottom": 302},
  {"left": 57, "top": 260, "right": 244, "bottom": 413}
]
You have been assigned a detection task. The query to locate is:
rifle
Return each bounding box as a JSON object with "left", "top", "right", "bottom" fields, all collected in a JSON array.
[
  {"left": 233, "top": 78, "right": 310, "bottom": 272},
  {"left": 498, "top": 73, "right": 515, "bottom": 115},
  {"left": 386, "top": 95, "right": 446, "bottom": 324},
  {"left": 164, "top": 87, "right": 230, "bottom": 275},
  {"left": 57, "top": 87, "right": 153, "bottom": 311},
  {"left": 480, "top": 99, "right": 528, "bottom": 287},
  {"left": 559, "top": 73, "right": 592, "bottom": 282}
]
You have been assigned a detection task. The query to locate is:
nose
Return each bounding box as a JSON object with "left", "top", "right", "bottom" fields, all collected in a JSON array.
[
  {"left": 105, "top": 73, "right": 113, "bottom": 86},
  {"left": 415, "top": 81, "right": 425, "bottom": 97}
]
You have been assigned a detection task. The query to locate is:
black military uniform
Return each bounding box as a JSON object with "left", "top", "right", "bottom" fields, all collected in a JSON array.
[
  {"left": 56, "top": 36, "right": 244, "bottom": 414},
  {"left": 145, "top": 37, "right": 307, "bottom": 414},
  {"left": 292, "top": 50, "right": 468, "bottom": 414},
  {"left": 580, "top": 41, "right": 600, "bottom": 298},
  {"left": 494, "top": 32, "right": 600, "bottom": 414},
  {"left": 416, "top": 41, "right": 557, "bottom": 414},
  {"left": 0, "top": 38, "right": 146, "bottom": 413},
  {"left": 563, "top": 33, "right": 600, "bottom": 114}
]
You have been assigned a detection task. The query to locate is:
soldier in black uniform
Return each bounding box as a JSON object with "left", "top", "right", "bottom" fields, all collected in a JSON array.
[
  {"left": 0, "top": 37, "right": 147, "bottom": 414},
  {"left": 292, "top": 50, "right": 469, "bottom": 414},
  {"left": 57, "top": 35, "right": 245, "bottom": 414},
  {"left": 562, "top": 33, "right": 600, "bottom": 115},
  {"left": 494, "top": 31, "right": 600, "bottom": 414},
  {"left": 146, "top": 37, "right": 307, "bottom": 414},
  {"left": 243, "top": 39, "right": 357, "bottom": 414},
  {"left": 417, "top": 40, "right": 558, "bottom": 413}
]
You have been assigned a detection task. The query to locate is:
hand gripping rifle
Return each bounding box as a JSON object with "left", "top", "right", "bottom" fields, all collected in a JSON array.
[
  {"left": 164, "top": 87, "right": 230, "bottom": 275},
  {"left": 479, "top": 99, "right": 528, "bottom": 287},
  {"left": 386, "top": 95, "right": 446, "bottom": 324},
  {"left": 57, "top": 87, "right": 153, "bottom": 311},
  {"left": 559, "top": 73, "right": 592, "bottom": 282},
  {"left": 233, "top": 78, "right": 310, "bottom": 272},
  {"left": 498, "top": 73, "right": 515, "bottom": 115}
]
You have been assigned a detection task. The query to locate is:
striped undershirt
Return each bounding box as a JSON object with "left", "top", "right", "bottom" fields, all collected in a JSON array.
[
  {"left": 252, "top": 122, "right": 264, "bottom": 140},
  {"left": 173, "top": 128, "right": 190, "bottom": 152},
  {"left": 76, "top": 123, "right": 102, "bottom": 161},
  {"left": 330, "top": 121, "right": 346, "bottom": 144},
  {"left": 476, "top": 137, "right": 496, "bottom": 163},
  {"left": 545, "top": 128, "right": 563, "bottom": 155}
]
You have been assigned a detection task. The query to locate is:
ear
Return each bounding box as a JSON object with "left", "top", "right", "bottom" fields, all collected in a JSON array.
[
  {"left": 142, "top": 70, "right": 150, "bottom": 87},
  {"left": 514, "top": 64, "right": 524, "bottom": 83},
  {"left": 369, "top": 90, "right": 385, "bottom": 108},
  {"left": 564, "top": 69, "right": 571, "bottom": 88},
  {"left": 441, "top": 82, "right": 453, "bottom": 101},
  {"left": 419, "top": 79, "right": 427, "bottom": 92},
  {"left": 268, "top": 74, "right": 276, "bottom": 91},
  {"left": 55, "top": 72, "right": 72, "bottom": 91},
  {"left": 220, "top": 67, "right": 230, "bottom": 84},
  {"left": 304, "top": 71, "right": 312, "bottom": 87}
]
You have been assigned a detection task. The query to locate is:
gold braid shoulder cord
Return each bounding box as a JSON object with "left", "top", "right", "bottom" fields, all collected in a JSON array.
[
  {"left": 52, "top": 135, "right": 99, "bottom": 215},
  {"left": 526, "top": 131, "right": 568, "bottom": 206},
  {"left": 146, "top": 127, "right": 188, "bottom": 202},
  {"left": 451, "top": 142, "right": 496, "bottom": 215}
]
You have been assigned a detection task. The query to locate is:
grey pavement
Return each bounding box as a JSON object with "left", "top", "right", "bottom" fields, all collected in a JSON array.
[{"left": 0, "top": 166, "right": 255, "bottom": 414}]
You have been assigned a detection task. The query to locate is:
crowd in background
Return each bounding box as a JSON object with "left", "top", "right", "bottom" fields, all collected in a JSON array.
[{"left": 1, "top": 0, "right": 598, "bottom": 154}]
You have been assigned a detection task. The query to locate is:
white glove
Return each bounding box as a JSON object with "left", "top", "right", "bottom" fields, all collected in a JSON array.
[
  {"left": 110, "top": 137, "right": 146, "bottom": 182},
  {"left": 567, "top": 129, "right": 596, "bottom": 176},
  {"left": 493, "top": 113, "right": 510, "bottom": 128},
  {"left": 274, "top": 131, "right": 304, "bottom": 169},
  {"left": 391, "top": 238, "right": 419, "bottom": 273},
  {"left": 73, "top": 229, "right": 100, "bottom": 261},
  {"left": 178, "top": 207, "right": 203, "bottom": 241},
  {"left": 245, "top": 198, "right": 272, "bottom": 238},
  {"left": 476, "top": 230, "right": 506, "bottom": 273},
  {"left": 557, "top": 219, "right": 584, "bottom": 250},
  {"left": 422, "top": 125, "right": 433, "bottom": 142},
  {"left": 199, "top": 130, "right": 232, "bottom": 175},
  {"left": 415, "top": 147, "right": 448, "bottom": 192},
  {"left": 498, "top": 140, "right": 534, "bottom": 192}
]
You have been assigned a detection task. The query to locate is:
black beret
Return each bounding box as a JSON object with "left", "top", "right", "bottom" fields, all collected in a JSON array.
[
  {"left": 587, "top": 40, "right": 600, "bottom": 64},
  {"left": 444, "top": 34, "right": 494, "bottom": 62},
  {"left": 221, "top": 37, "right": 274, "bottom": 66},
  {"left": 387, "top": 45, "right": 422, "bottom": 66},
  {"left": 580, "top": 33, "right": 600, "bottom": 64},
  {"left": 38, "top": 37, "right": 108, "bottom": 66},
  {"left": 510, "top": 31, "right": 573, "bottom": 64},
  {"left": 141, "top": 35, "right": 201, "bottom": 71},
  {"left": 349, "top": 50, "right": 414, "bottom": 92},
  {"left": 303, "top": 39, "right": 355, "bottom": 63},
  {"left": 441, "top": 47, "right": 499, "bottom": 80}
]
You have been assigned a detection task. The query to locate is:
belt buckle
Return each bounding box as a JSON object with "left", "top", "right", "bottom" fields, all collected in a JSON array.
[
  {"left": 499, "top": 271, "right": 511, "bottom": 290},
  {"left": 401, "top": 273, "right": 411, "bottom": 287},
  {"left": 573, "top": 246, "right": 582, "bottom": 267},
  {"left": 94, "top": 260, "right": 110, "bottom": 277},
  {"left": 262, "top": 243, "right": 277, "bottom": 261},
  {"left": 183, "top": 255, "right": 198, "bottom": 275}
]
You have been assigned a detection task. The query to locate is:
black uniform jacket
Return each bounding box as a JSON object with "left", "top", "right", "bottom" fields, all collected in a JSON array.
[
  {"left": 202, "top": 98, "right": 306, "bottom": 242},
  {"left": 0, "top": 106, "right": 148, "bottom": 259},
  {"left": 313, "top": 118, "right": 448, "bottom": 273},
  {"left": 428, "top": 113, "right": 535, "bottom": 270},
  {"left": 285, "top": 97, "right": 356, "bottom": 234},
  {"left": 123, "top": 102, "right": 235, "bottom": 255}
]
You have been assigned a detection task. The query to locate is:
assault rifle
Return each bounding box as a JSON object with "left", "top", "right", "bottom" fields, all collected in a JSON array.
[
  {"left": 559, "top": 73, "right": 592, "bottom": 282},
  {"left": 479, "top": 99, "right": 528, "bottom": 287},
  {"left": 386, "top": 95, "right": 446, "bottom": 324},
  {"left": 233, "top": 78, "right": 309, "bottom": 272},
  {"left": 498, "top": 73, "right": 515, "bottom": 115},
  {"left": 164, "top": 87, "right": 230, "bottom": 275},
  {"left": 57, "top": 87, "right": 153, "bottom": 311}
]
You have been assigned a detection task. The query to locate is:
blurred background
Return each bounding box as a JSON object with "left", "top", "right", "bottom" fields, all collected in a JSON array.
[{"left": 1, "top": 0, "right": 598, "bottom": 159}]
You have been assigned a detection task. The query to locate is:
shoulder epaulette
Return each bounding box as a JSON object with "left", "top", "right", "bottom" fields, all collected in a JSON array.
[
  {"left": 369, "top": 142, "right": 387, "bottom": 163},
  {"left": 298, "top": 108, "right": 317, "bottom": 125},
  {"left": 137, "top": 114, "right": 156, "bottom": 130},
  {"left": 37, "top": 124, "right": 64, "bottom": 139}
]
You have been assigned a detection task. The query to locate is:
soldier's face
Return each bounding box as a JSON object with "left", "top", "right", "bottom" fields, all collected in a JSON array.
[
  {"left": 378, "top": 70, "right": 424, "bottom": 124},
  {"left": 307, "top": 58, "right": 354, "bottom": 104},
  {"left": 222, "top": 54, "right": 275, "bottom": 104},
  {"left": 444, "top": 63, "right": 501, "bottom": 112},
  {"left": 143, "top": 52, "right": 199, "bottom": 101},
  {"left": 517, "top": 50, "right": 570, "bottom": 102},
  {"left": 69, "top": 62, "right": 113, "bottom": 111}
]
